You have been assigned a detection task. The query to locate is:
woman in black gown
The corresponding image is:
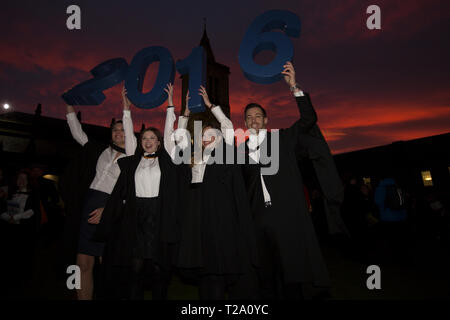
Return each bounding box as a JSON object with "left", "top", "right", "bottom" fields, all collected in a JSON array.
[
  {"left": 93, "top": 84, "right": 183, "bottom": 300},
  {"left": 175, "top": 86, "right": 258, "bottom": 300}
]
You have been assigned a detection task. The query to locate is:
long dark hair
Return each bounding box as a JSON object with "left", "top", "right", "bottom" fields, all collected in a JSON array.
[{"left": 136, "top": 127, "right": 163, "bottom": 155}]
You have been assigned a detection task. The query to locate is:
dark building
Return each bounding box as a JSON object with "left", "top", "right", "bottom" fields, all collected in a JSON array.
[
  {"left": 180, "top": 23, "right": 231, "bottom": 135},
  {"left": 0, "top": 104, "right": 112, "bottom": 177},
  {"left": 333, "top": 132, "right": 450, "bottom": 194}
]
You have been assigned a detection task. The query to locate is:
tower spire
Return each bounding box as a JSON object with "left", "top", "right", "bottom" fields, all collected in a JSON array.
[{"left": 199, "top": 17, "right": 215, "bottom": 62}]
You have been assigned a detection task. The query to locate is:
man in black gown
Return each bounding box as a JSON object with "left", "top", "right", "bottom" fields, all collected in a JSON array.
[{"left": 241, "top": 61, "right": 331, "bottom": 299}]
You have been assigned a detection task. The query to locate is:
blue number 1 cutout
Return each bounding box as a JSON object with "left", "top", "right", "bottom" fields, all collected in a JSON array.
[
  {"left": 61, "top": 58, "right": 128, "bottom": 105},
  {"left": 238, "top": 10, "right": 301, "bottom": 84},
  {"left": 176, "top": 46, "right": 206, "bottom": 113},
  {"left": 125, "top": 46, "right": 175, "bottom": 109}
]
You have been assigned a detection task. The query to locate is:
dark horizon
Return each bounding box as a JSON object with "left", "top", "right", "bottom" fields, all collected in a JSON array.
[{"left": 2, "top": 106, "right": 449, "bottom": 156}]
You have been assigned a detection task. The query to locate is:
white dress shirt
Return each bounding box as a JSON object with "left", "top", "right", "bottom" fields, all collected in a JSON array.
[
  {"left": 247, "top": 90, "right": 304, "bottom": 205},
  {"left": 135, "top": 155, "right": 161, "bottom": 198},
  {"left": 164, "top": 107, "right": 190, "bottom": 160},
  {"left": 190, "top": 106, "right": 233, "bottom": 183},
  {"left": 66, "top": 112, "right": 127, "bottom": 194},
  {"left": 123, "top": 109, "right": 137, "bottom": 156}
]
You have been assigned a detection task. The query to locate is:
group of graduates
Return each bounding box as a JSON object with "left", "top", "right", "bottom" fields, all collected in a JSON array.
[{"left": 59, "top": 61, "right": 339, "bottom": 300}]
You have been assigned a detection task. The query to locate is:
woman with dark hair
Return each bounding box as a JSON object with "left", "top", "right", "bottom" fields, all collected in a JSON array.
[
  {"left": 59, "top": 86, "right": 136, "bottom": 300},
  {"left": 175, "top": 86, "right": 257, "bottom": 300},
  {"left": 93, "top": 83, "right": 184, "bottom": 300}
]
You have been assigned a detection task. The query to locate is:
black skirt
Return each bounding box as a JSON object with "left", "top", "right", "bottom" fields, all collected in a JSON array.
[
  {"left": 78, "top": 189, "right": 109, "bottom": 257},
  {"left": 133, "top": 196, "right": 161, "bottom": 260}
]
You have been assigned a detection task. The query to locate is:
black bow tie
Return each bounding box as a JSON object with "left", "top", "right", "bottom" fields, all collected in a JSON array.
[
  {"left": 143, "top": 153, "right": 157, "bottom": 159},
  {"left": 110, "top": 142, "right": 126, "bottom": 154}
]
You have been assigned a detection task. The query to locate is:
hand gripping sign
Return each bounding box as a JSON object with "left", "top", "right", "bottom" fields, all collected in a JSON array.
[
  {"left": 238, "top": 10, "right": 301, "bottom": 84},
  {"left": 61, "top": 58, "right": 128, "bottom": 105}
]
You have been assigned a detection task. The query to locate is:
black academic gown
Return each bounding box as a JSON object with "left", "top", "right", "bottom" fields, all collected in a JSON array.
[
  {"left": 241, "top": 93, "right": 331, "bottom": 287},
  {"left": 93, "top": 147, "right": 180, "bottom": 269},
  {"left": 296, "top": 125, "right": 348, "bottom": 236},
  {"left": 59, "top": 140, "right": 106, "bottom": 269},
  {"left": 177, "top": 142, "right": 258, "bottom": 280}
]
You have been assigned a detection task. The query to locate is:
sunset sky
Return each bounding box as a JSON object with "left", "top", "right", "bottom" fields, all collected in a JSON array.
[{"left": 0, "top": 0, "right": 449, "bottom": 154}]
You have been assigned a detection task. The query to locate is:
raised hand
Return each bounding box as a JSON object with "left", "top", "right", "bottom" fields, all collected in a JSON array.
[
  {"left": 281, "top": 61, "right": 297, "bottom": 88},
  {"left": 164, "top": 83, "right": 174, "bottom": 106},
  {"left": 122, "top": 86, "right": 132, "bottom": 110},
  {"left": 87, "top": 207, "right": 104, "bottom": 225},
  {"left": 199, "top": 85, "right": 212, "bottom": 108}
]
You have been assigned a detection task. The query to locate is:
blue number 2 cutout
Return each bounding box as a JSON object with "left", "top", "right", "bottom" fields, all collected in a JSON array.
[
  {"left": 176, "top": 46, "right": 206, "bottom": 113},
  {"left": 238, "top": 10, "right": 301, "bottom": 84},
  {"left": 125, "top": 46, "right": 175, "bottom": 109},
  {"left": 61, "top": 58, "right": 128, "bottom": 105}
]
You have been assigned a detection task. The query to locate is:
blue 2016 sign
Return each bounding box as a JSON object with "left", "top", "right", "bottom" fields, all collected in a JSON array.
[
  {"left": 238, "top": 10, "right": 301, "bottom": 84},
  {"left": 124, "top": 46, "right": 176, "bottom": 110},
  {"left": 61, "top": 10, "right": 300, "bottom": 113}
]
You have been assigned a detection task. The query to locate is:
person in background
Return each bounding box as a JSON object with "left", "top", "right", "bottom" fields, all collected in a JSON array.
[
  {"left": 0, "top": 168, "right": 8, "bottom": 203},
  {"left": 0, "top": 170, "right": 40, "bottom": 297},
  {"left": 374, "top": 177, "right": 409, "bottom": 264}
]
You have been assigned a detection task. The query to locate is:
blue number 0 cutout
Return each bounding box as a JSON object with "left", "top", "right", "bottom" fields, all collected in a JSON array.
[
  {"left": 125, "top": 46, "right": 175, "bottom": 109},
  {"left": 176, "top": 46, "right": 206, "bottom": 113},
  {"left": 238, "top": 10, "right": 301, "bottom": 84},
  {"left": 61, "top": 58, "right": 128, "bottom": 105}
]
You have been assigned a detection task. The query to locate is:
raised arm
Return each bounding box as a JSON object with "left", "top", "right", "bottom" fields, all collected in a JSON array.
[
  {"left": 281, "top": 62, "right": 317, "bottom": 140},
  {"left": 199, "top": 85, "right": 234, "bottom": 145},
  {"left": 178, "top": 87, "right": 190, "bottom": 130},
  {"left": 122, "top": 86, "right": 137, "bottom": 156},
  {"left": 163, "top": 83, "right": 176, "bottom": 157},
  {"left": 66, "top": 104, "right": 88, "bottom": 146},
  {"left": 164, "top": 84, "right": 191, "bottom": 159}
]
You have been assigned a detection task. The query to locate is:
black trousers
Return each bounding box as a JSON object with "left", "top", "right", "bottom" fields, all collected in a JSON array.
[
  {"left": 128, "top": 258, "right": 170, "bottom": 300},
  {"left": 254, "top": 205, "right": 304, "bottom": 300}
]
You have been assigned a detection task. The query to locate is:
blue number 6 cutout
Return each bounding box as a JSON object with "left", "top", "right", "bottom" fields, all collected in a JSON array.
[
  {"left": 61, "top": 58, "right": 128, "bottom": 105},
  {"left": 238, "top": 10, "right": 301, "bottom": 84},
  {"left": 125, "top": 46, "right": 175, "bottom": 109}
]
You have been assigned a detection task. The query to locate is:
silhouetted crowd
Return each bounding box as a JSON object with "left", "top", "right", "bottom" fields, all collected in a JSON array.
[{"left": 308, "top": 174, "right": 450, "bottom": 266}]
